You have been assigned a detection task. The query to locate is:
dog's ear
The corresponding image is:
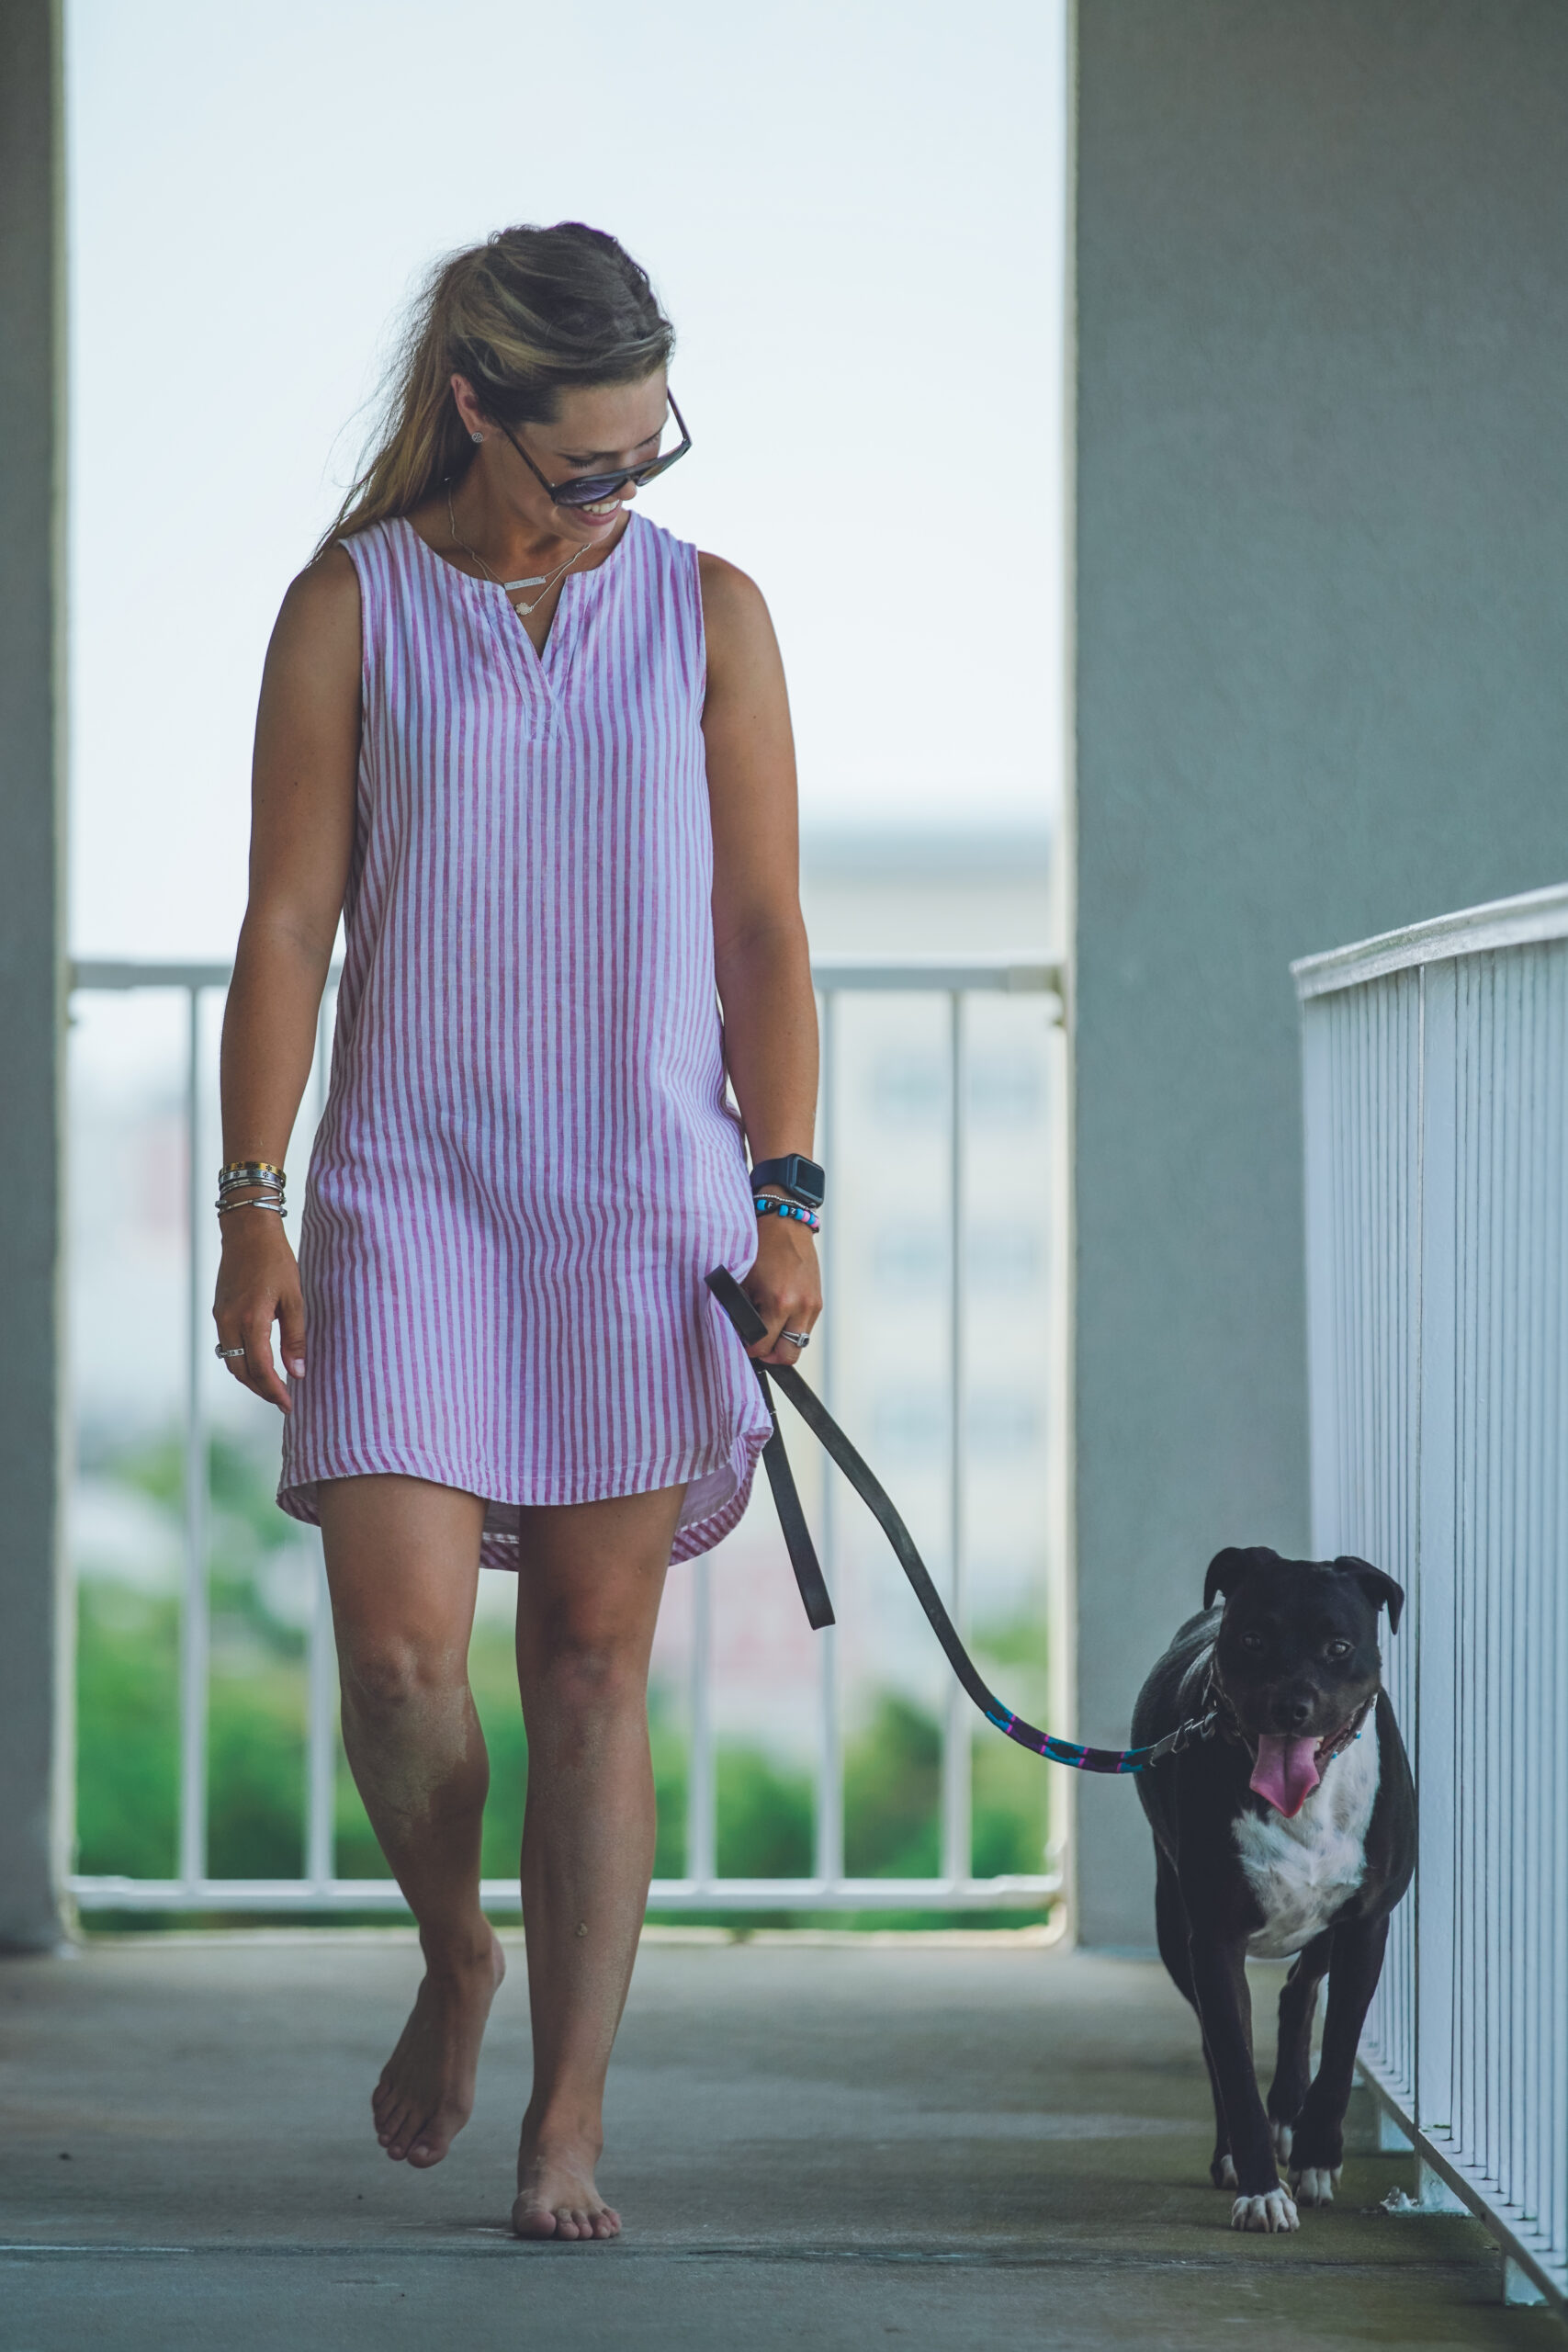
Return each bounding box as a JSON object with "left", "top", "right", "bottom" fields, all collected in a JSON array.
[
  {"left": 1203, "top": 1547, "right": 1254, "bottom": 1611},
  {"left": 1335, "top": 1555, "right": 1404, "bottom": 1635}
]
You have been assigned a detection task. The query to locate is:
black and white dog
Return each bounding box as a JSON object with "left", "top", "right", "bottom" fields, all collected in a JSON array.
[{"left": 1132, "top": 1545, "right": 1415, "bottom": 2235}]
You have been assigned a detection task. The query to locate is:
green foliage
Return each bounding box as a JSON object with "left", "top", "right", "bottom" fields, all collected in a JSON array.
[
  {"left": 75, "top": 1425, "right": 1055, "bottom": 1929},
  {"left": 75, "top": 1584, "right": 179, "bottom": 1879},
  {"left": 717, "top": 1747, "right": 812, "bottom": 1879},
  {"left": 845, "top": 1692, "right": 941, "bottom": 1877}
]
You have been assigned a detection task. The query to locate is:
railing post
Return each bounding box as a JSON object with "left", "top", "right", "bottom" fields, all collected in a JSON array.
[
  {"left": 179, "top": 984, "right": 209, "bottom": 1894},
  {"left": 941, "top": 990, "right": 971, "bottom": 1890},
  {"left": 303, "top": 991, "right": 336, "bottom": 1894},
  {"left": 814, "top": 988, "right": 843, "bottom": 1890},
  {"left": 687, "top": 1554, "right": 716, "bottom": 1890}
]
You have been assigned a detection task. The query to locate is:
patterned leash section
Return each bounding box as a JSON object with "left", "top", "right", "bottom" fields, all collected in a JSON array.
[{"left": 705, "top": 1271, "right": 1216, "bottom": 1777}]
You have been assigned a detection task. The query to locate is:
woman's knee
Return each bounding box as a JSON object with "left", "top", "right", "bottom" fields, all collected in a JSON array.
[
  {"left": 338, "top": 1625, "right": 469, "bottom": 1715},
  {"left": 524, "top": 1622, "right": 650, "bottom": 1721}
]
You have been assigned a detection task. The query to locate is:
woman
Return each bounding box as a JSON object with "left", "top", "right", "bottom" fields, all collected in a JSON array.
[{"left": 213, "top": 221, "right": 821, "bottom": 2241}]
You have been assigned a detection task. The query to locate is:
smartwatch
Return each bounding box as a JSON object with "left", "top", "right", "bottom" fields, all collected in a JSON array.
[{"left": 750, "top": 1154, "right": 826, "bottom": 1209}]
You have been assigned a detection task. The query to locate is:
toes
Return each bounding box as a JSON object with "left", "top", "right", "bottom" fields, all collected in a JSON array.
[
  {"left": 591, "top": 2210, "right": 618, "bottom": 2239},
  {"left": 512, "top": 2202, "right": 560, "bottom": 2241},
  {"left": 1271, "top": 2120, "right": 1294, "bottom": 2163},
  {"left": 1291, "top": 2165, "right": 1337, "bottom": 2207},
  {"left": 406, "top": 2135, "right": 449, "bottom": 2169},
  {"left": 387, "top": 2112, "right": 429, "bottom": 2162},
  {"left": 1215, "top": 2155, "right": 1238, "bottom": 2189},
  {"left": 1231, "top": 2189, "right": 1300, "bottom": 2234}
]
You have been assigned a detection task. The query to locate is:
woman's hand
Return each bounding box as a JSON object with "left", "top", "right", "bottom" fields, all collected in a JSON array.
[
  {"left": 212, "top": 1219, "right": 307, "bottom": 1414},
  {"left": 743, "top": 1210, "right": 821, "bottom": 1366}
]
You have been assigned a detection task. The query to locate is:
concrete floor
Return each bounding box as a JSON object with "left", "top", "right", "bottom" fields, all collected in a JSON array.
[{"left": 2, "top": 1930, "right": 1558, "bottom": 2351}]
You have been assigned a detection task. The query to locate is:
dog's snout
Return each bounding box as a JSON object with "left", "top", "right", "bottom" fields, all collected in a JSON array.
[{"left": 1271, "top": 1691, "right": 1315, "bottom": 1733}]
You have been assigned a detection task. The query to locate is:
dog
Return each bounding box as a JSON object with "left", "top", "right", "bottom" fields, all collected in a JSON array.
[{"left": 1132, "top": 1545, "right": 1415, "bottom": 2234}]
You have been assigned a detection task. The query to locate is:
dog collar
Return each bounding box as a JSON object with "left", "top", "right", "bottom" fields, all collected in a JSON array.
[{"left": 1314, "top": 1691, "right": 1377, "bottom": 1768}]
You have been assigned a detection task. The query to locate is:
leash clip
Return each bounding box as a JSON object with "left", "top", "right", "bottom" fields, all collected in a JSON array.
[{"left": 1164, "top": 1708, "right": 1220, "bottom": 1758}]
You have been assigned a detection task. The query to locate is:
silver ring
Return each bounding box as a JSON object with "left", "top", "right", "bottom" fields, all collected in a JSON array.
[
  {"left": 782, "top": 1329, "right": 811, "bottom": 1349},
  {"left": 214, "top": 1344, "right": 246, "bottom": 1360}
]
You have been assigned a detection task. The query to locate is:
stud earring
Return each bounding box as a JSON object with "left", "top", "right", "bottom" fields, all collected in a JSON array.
[{"left": 470, "top": 430, "right": 484, "bottom": 445}]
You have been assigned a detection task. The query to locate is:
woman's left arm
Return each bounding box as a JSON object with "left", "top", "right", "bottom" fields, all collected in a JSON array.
[{"left": 700, "top": 550, "right": 821, "bottom": 1365}]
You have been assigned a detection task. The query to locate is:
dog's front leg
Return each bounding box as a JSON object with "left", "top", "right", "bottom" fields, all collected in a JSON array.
[
  {"left": 1288, "top": 1913, "right": 1390, "bottom": 2206},
  {"left": 1267, "top": 1929, "right": 1333, "bottom": 2166},
  {"left": 1187, "top": 1931, "right": 1298, "bottom": 2234}
]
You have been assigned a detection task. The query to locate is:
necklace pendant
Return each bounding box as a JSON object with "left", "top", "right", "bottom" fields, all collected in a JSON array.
[
  {"left": 514, "top": 596, "right": 538, "bottom": 616},
  {"left": 502, "top": 575, "right": 547, "bottom": 592}
]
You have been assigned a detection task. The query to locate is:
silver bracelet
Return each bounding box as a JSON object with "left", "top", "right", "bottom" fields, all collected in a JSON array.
[{"left": 216, "top": 1198, "right": 287, "bottom": 1216}]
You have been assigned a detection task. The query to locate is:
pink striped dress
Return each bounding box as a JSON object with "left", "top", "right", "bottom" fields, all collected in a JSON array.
[{"left": 276, "top": 510, "right": 773, "bottom": 1566}]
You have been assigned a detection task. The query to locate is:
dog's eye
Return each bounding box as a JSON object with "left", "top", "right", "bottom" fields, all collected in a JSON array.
[
  {"left": 1240, "top": 1631, "right": 1265, "bottom": 1653},
  {"left": 1325, "top": 1639, "right": 1352, "bottom": 1661}
]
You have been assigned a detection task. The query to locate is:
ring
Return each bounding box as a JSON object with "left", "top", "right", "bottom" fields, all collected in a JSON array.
[
  {"left": 782, "top": 1330, "right": 811, "bottom": 1349},
  {"left": 214, "top": 1344, "right": 246, "bottom": 1360}
]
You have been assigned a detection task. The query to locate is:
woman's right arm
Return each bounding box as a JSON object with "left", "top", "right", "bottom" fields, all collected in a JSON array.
[{"left": 213, "top": 548, "right": 362, "bottom": 1414}]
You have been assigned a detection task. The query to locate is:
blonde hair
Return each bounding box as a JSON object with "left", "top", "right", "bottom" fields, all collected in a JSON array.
[{"left": 319, "top": 222, "right": 673, "bottom": 553}]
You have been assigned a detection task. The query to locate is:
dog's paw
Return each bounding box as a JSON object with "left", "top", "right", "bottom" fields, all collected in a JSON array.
[
  {"left": 1270, "top": 2119, "right": 1293, "bottom": 2164},
  {"left": 1230, "top": 2188, "right": 1300, "bottom": 2234},
  {"left": 1290, "top": 2165, "right": 1341, "bottom": 2208},
  {"left": 1214, "top": 2154, "right": 1238, "bottom": 2189}
]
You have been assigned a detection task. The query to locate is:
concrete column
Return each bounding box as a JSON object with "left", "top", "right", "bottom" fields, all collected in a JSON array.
[
  {"left": 0, "top": 0, "right": 69, "bottom": 1950},
  {"left": 1072, "top": 2, "right": 1568, "bottom": 1947}
]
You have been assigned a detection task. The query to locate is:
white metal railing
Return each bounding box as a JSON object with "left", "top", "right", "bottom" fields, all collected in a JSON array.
[
  {"left": 1295, "top": 883, "right": 1568, "bottom": 2312},
  {"left": 67, "top": 951, "right": 1065, "bottom": 1917}
]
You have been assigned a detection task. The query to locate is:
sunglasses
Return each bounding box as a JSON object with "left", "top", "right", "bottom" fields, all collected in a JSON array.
[{"left": 499, "top": 391, "right": 692, "bottom": 511}]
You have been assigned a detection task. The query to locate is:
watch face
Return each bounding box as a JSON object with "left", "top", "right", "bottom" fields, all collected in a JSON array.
[{"left": 788, "top": 1157, "right": 826, "bottom": 1206}]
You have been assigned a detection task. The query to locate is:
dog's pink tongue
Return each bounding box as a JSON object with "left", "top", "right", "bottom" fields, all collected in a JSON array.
[{"left": 1250, "top": 1735, "right": 1321, "bottom": 1817}]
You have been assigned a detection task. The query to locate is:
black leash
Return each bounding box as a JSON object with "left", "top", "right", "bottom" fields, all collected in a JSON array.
[{"left": 705, "top": 1269, "right": 1217, "bottom": 1775}]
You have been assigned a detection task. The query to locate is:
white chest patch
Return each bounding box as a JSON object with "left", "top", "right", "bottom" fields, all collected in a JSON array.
[{"left": 1233, "top": 1726, "right": 1380, "bottom": 1960}]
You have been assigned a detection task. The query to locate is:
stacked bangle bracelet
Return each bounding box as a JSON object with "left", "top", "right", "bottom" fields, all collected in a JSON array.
[
  {"left": 755, "top": 1194, "right": 820, "bottom": 1234},
  {"left": 216, "top": 1159, "right": 288, "bottom": 1220}
]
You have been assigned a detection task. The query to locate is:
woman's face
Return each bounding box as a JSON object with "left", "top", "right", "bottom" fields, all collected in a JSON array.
[{"left": 452, "top": 370, "right": 671, "bottom": 544}]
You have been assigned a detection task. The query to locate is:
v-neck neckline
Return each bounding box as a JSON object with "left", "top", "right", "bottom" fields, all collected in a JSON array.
[{"left": 392, "top": 511, "right": 632, "bottom": 680}]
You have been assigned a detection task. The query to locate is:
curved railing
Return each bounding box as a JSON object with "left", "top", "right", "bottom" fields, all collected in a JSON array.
[{"left": 1295, "top": 882, "right": 1568, "bottom": 2312}]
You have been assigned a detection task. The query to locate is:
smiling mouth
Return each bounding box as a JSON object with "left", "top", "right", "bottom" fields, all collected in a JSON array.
[{"left": 1246, "top": 1705, "right": 1372, "bottom": 1817}]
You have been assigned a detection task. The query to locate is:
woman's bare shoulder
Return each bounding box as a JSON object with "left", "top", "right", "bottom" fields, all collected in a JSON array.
[
  {"left": 266, "top": 542, "right": 363, "bottom": 685},
  {"left": 696, "top": 551, "right": 778, "bottom": 672}
]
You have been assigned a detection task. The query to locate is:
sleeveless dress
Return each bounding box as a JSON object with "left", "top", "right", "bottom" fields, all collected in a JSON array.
[{"left": 276, "top": 510, "right": 773, "bottom": 1568}]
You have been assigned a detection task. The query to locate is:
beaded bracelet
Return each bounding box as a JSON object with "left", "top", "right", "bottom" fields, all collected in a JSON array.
[{"left": 755, "top": 1195, "right": 820, "bottom": 1234}]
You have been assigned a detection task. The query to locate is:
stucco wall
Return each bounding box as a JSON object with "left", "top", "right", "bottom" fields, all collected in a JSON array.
[
  {"left": 1072, "top": 1, "right": 1568, "bottom": 1947},
  {"left": 0, "top": 0, "right": 68, "bottom": 1949}
]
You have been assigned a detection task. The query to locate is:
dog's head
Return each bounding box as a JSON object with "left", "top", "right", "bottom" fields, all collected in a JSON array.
[{"left": 1203, "top": 1546, "right": 1403, "bottom": 1817}]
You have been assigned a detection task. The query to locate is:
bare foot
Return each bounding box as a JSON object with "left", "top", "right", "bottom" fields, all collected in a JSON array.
[
  {"left": 371, "top": 1930, "right": 505, "bottom": 2167},
  {"left": 512, "top": 2130, "right": 622, "bottom": 2242}
]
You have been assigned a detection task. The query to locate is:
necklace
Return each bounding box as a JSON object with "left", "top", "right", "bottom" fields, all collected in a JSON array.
[{"left": 446, "top": 484, "right": 591, "bottom": 614}]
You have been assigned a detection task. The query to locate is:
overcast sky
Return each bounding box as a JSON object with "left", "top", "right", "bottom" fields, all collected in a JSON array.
[{"left": 67, "top": 0, "right": 1066, "bottom": 960}]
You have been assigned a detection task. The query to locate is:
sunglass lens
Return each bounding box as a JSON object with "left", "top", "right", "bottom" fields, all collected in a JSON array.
[{"left": 555, "top": 447, "right": 684, "bottom": 508}]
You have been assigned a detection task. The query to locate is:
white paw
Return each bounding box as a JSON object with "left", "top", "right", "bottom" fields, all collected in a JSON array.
[
  {"left": 1216, "top": 2154, "right": 1238, "bottom": 2188},
  {"left": 1291, "top": 2165, "right": 1342, "bottom": 2208},
  {"left": 1271, "top": 2120, "right": 1293, "bottom": 2163},
  {"left": 1231, "top": 2188, "right": 1300, "bottom": 2234}
]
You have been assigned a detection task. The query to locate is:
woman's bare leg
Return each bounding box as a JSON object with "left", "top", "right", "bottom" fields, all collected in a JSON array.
[
  {"left": 510, "top": 1483, "right": 683, "bottom": 2241},
  {"left": 318, "top": 1473, "right": 505, "bottom": 2168}
]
